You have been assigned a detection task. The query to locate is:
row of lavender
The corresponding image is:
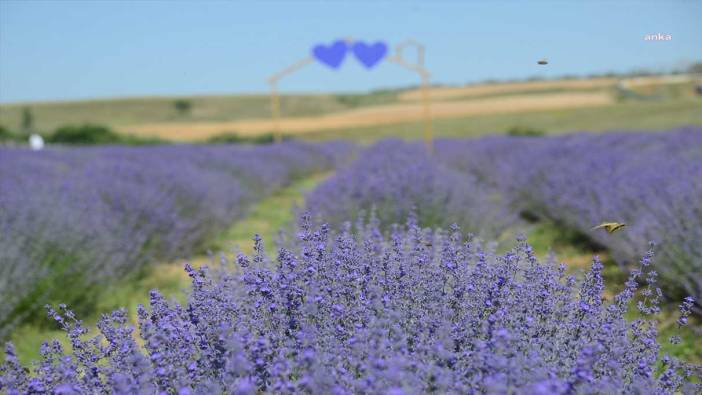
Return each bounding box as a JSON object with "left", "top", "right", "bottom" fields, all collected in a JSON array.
[
  {"left": 1, "top": 219, "right": 698, "bottom": 393},
  {"left": 437, "top": 127, "right": 702, "bottom": 306},
  {"left": 0, "top": 142, "right": 352, "bottom": 338},
  {"left": 306, "top": 127, "right": 702, "bottom": 307},
  {"left": 304, "top": 140, "right": 515, "bottom": 240}
]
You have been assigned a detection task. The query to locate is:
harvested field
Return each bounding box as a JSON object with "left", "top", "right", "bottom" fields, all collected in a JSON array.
[{"left": 123, "top": 91, "right": 613, "bottom": 140}]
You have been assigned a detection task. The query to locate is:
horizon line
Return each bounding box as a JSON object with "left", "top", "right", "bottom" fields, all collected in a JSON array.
[{"left": 1, "top": 70, "right": 697, "bottom": 107}]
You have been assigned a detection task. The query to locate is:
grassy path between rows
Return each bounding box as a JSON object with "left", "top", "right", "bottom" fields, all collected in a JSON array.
[{"left": 7, "top": 172, "right": 330, "bottom": 365}]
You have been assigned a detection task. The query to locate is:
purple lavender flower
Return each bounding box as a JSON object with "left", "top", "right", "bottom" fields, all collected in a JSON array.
[
  {"left": 305, "top": 139, "right": 515, "bottom": 238},
  {"left": 0, "top": 141, "right": 353, "bottom": 338},
  {"left": 2, "top": 220, "right": 698, "bottom": 393}
]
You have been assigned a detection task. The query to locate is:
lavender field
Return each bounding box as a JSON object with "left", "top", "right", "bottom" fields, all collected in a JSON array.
[
  {"left": 0, "top": 142, "right": 351, "bottom": 338},
  {"left": 441, "top": 128, "right": 702, "bottom": 308},
  {"left": 4, "top": 0, "right": 702, "bottom": 391},
  {"left": 305, "top": 140, "right": 515, "bottom": 239},
  {"left": 1, "top": 218, "right": 699, "bottom": 393},
  {"left": 2, "top": 130, "right": 702, "bottom": 393},
  {"left": 308, "top": 128, "right": 702, "bottom": 309}
]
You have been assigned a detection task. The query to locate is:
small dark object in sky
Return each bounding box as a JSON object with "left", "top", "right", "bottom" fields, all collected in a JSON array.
[{"left": 537, "top": 59, "right": 548, "bottom": 65}]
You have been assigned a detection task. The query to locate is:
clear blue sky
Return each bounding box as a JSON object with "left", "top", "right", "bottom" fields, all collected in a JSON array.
[{"left": 1, "top": 0, "right": 700, "bottom": 103}]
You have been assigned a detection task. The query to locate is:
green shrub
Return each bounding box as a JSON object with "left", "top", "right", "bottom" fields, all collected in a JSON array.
[
  {"left": 0, "top": 126, "right": 16, "bottom": 142},
  {"left": 0, "top": 126, "right": 27, "bottom": 144},
  {"left": 47, "top": 124, "right": 123, "bottom": 145},
  {"left": 507, "top": 126, "right": 545, "bottom": 137},
  {"left": 173, "top": 99, "right": 192, "bottom": 116},
  {"left": 45, "top": 124, "right": 166, "bottom": 145}
]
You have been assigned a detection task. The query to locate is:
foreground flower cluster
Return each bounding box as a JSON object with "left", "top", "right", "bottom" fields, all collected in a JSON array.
[{"left": 2, "top": 217, "right": 699, "bottom": 394}]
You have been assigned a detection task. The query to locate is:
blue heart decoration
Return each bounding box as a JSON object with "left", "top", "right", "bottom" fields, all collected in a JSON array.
[
  {"left": 312, "top": 40, "right": 348, "bottom": 69},
  {"left": 352, "top": 41, "right": 388, "bottom": 69}
]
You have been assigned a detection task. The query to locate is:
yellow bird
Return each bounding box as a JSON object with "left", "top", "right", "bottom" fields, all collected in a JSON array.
[{"left": 591, "top": 222, "right": 626, "bottom": 233}]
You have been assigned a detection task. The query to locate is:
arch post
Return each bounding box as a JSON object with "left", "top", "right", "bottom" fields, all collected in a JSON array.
[
  {"left": 269, "top": 80, "right": 282, "bottom": 143},
  {"left": 420, "top": 71, "right": 433, "bottom": 154},
  {"left": 267, "top": 56, "right": 314, "bottom": 144},
  {"left": 386, "top": 39, "right": 433, "bottom": 154}
]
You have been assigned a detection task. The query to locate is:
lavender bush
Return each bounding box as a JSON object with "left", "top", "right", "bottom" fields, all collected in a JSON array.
[
  {"left": 0, "top": 142, "right": 352, "bottom": 338},
  {"left": 305, "top": 140, "right": 513, "bottom": 239},
  {"left": 435, "top": 127, "right": 702, "bottom": 308},
  {"left": 2, "top": 217, "right": 699, "bottom": 393},
  {"left": 319, "top": 129, "right": 701, "bottom": 308}
]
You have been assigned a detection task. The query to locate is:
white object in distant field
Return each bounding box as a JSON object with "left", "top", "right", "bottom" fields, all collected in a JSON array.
[{"left": 29, "top": 134, "right": 44, "bottom": 151}]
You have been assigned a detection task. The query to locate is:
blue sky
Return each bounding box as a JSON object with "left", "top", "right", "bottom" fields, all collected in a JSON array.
[{"left": 1, "top": 0, "right": 700, "bottom": 103}]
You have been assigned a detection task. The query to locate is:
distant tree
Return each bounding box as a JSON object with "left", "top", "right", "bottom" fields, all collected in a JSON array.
[
  {"left": 688, "top": 62, "right": 702, "bottom": 74},
  {"left": 507, "top": 126, "right": 544, "bottom": 137},
  {"left": 21, "top": 107, "right": 34, "bottom": 133},
  {"left": 173, "top": 99, "right": 192, "bottom": 116}
]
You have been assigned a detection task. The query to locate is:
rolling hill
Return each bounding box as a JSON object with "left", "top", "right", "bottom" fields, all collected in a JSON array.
[{"left": 1, "top": 74, "right": 700, "bottom": 143}]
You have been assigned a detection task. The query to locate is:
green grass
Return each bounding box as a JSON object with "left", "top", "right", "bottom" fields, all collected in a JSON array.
[
  {"left": 210, "top": 172, "right": 330, "bottom": 255},
  {"left": 2, "top": 172, "right": 329, "bottom": 365},
  {"left": 300, "top": 98, "right": 702, "bottom": 143},
  {"left": 0, "top": 92, "right": 400, "bottom": 134},
  {"left": 2, "top": 78, "right": 699, "bottom": 142}
]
